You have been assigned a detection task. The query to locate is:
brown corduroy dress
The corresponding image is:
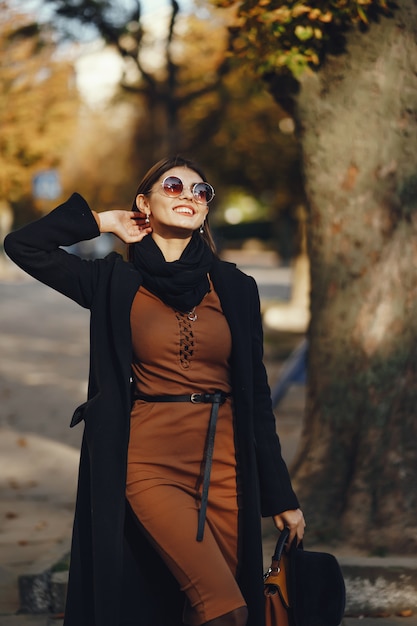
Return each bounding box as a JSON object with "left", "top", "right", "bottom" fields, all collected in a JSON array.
[{"left": 126, "top": 284, "right": 246, "bottom": 625}]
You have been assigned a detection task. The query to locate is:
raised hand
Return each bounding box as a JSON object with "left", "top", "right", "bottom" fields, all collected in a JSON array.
[{"left": 94, "top": 210, "right": 152, "bottom": 244}]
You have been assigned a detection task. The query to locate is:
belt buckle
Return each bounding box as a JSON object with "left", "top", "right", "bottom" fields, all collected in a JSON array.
[{"left": 190, "top": 393, "right": 202, "bottom": 403}]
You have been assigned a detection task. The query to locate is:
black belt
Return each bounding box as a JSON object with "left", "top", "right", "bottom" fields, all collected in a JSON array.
[
  {"left": 136, "top": 392, "right": 230, "bottom": 405},
  {"left": 135, "top": 391, "right": 230, "bottom": 541}
]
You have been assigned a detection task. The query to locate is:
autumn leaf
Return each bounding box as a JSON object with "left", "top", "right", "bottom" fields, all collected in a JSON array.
[
  {"left": 308, "top": 8, "right": 322, "bottom": 20},
  {"left": 291, "top": 4, "right": 311, "bottom": 18},
  {"left": 357, "top": 5, "right": 369, "bottom": 23},
  {"left": 263, "top": 7, "right": 292, "bottom": 23},
  {"left": 294, "top": 25, "right": 314, "bottom": 41},
  {"left": 318, "top": 11, "right": 333, "bottom": 23}
]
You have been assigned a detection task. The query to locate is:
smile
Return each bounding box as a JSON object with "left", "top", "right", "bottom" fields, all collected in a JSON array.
[{"left": 173, "top": 206, "right": 195, "bottom": 215}]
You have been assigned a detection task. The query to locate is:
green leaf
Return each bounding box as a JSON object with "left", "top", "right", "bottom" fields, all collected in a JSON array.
[
  {"left": 357, "top": 5, "right": 369, "bottom": 23},
  {"left": 294, "top": 25, "right": 314, "bottom": 40}
]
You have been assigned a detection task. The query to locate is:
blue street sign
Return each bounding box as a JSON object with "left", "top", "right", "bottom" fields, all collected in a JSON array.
[{"left": 32, "top": 169, "right": 62, "bottom": 200}]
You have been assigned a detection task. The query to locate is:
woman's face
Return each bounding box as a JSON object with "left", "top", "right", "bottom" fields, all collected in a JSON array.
[{"left": 136, "top": 166, "right": 209, "bottom": 237}]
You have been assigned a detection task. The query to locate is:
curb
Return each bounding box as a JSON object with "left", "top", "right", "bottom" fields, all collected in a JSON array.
[
  {"left": 340, "top": 556, "right": 417, "bottom": 616},
  {"left": 18, "top": 548, "right": 417, "bottom": 618},
  {"left": 18, "top": 544, "right": 70, "bottom": 615}
]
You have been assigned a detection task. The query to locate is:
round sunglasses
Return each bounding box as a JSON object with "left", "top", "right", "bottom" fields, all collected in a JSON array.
[{"left": 159, "top": 175, "right": 215, "bottom": 205}]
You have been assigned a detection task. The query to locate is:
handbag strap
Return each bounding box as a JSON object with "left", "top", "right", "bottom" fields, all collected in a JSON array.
[
  {"left": 272, "top": 526, "right": 290, "bottom": 563},
  {"left": 264, "top": 527, "right": 292, "bottom": 608}
]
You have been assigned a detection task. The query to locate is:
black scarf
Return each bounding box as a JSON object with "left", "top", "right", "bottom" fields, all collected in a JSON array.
[{"left": 132, "top": 233, "right": 214, "bottom": 313}]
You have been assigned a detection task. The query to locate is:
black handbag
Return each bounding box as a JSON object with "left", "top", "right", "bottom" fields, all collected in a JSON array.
[{"left": 267, "top": 527, "right": 346, "bottom": 626}]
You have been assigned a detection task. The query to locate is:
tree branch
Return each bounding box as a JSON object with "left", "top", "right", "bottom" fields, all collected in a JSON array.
[{"left": 166, "top": 0, "right": 180, "bottom": 94}]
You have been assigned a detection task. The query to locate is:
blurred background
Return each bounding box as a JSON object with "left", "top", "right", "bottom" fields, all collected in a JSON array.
[{"left": 1, "top": 0, "right": 417, "bottom": 570}]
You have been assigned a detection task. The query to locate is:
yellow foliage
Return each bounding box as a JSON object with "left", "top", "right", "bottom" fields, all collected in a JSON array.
[
  {"left": 0, "top": 2, "right": 79, "bottom": 208},
  {"left": 318, "top": 11, "right": 333, "bottom": 22},
  {"left": 291, "top": 5, "right": 311, "bottom": 18},
  {"left": 212, "top": 0, "right": 392, "bottom": 79},
  {"left": 259, "top": 7, "right": 292, "bottom": 23}
]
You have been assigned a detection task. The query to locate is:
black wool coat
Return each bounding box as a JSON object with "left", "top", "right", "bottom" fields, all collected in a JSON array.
[{"left": 4, "top": 193, "right": 299, "bottom": 626}]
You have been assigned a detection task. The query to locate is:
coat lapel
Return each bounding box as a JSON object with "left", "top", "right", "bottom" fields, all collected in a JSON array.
[
  {"left": 210, "top": 259, "right": 250, "bottom": 363},
  {"left": 210, "top": 259, "right": 239, "bottom": 334}
]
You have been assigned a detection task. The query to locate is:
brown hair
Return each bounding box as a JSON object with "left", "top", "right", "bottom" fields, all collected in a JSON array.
[{"left": 128, "top": 155, "right": 217, "bottom": 260}]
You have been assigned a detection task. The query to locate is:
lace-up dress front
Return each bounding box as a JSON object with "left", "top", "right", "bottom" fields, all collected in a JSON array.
[{"left": 126, "top": 284, "right": 245, "bottom": 625}]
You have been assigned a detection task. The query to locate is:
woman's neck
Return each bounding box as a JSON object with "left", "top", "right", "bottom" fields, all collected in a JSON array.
[{"left": 151, "top": 232, "right": 191, "bottom": 262}]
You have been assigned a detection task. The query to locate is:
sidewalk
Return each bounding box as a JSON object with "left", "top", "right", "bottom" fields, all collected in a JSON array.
[{"left": 0, "top": 428, "right": 77, "bottom": 625}]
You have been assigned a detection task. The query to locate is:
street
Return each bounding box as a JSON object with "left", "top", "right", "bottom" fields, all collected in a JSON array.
[{"left": 0, "top": 274, "right": 88, "bottom": 450}]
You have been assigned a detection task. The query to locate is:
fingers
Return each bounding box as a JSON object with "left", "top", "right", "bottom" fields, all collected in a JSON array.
[
  {"left": 273, "top": 509, "right": 306, "bottom": 548},
  {"left": 125, "top": 226, "right": 152, "bottom": 244},
  {"left": 122, "top": 212, "right": 152, "bottom": 243},
  {"left": 291, "top": 509, "right": 306, "bottom": 546},
  {"left": 129, "top": 211, "right": 149, "bottom": 226},
  {"left": 286, "top": 524, "right": 297, "bottom": 547}
]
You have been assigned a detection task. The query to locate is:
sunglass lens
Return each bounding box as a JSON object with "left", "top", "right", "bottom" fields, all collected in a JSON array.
[
  {"left": 193, "top": 183, "right": 214, "bottom": 204},
  {"left": 162, "top": 176, "right": 183, "bottom": 197}
]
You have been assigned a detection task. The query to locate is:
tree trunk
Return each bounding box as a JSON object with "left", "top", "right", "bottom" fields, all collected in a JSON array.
[{"left": 291, "top": 0, "right": 417, "bottom": 553}]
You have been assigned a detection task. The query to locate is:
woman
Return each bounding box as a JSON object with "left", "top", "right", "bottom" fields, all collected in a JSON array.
[{"left": 4, "top": 156, "right": 305, "bottom": 626}]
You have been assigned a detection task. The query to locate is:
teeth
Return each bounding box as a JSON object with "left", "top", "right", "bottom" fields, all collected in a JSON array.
[{"left": 174, "top": 207, "right": 193, "bottom": 215}]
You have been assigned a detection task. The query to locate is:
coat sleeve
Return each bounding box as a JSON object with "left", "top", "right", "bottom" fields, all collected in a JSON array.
[
  {"left": 249, "top": 277, "right": 300, "bottom": 516},
  {"left": 4, "top": 193, "right": 104, "bottom": 309}
]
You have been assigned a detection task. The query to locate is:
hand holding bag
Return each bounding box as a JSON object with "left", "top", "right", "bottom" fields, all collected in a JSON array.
[{"left": 264, "top": 527, "right": 346, "bottom": 626}]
